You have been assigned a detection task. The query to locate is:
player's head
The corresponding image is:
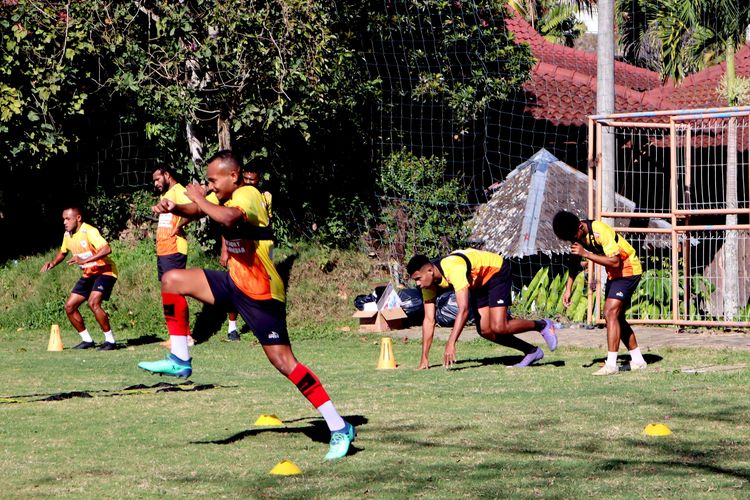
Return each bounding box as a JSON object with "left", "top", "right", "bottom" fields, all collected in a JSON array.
[
  {"left": 243, "top": 167, "right": 260, "bottom": 187},
  {"left": 407, "top": 254, "right": 436, "bottom": 289},
  {"left": 152, "top": 167, "right": 176, "bottom": 194},
  {"left": 205, "top": 150, "right": 243, "bottom": 202},
  {"left": 553, "top": 210, "right": 582, "bottom": 242},
  {"left": 62, "top": 207, "right": 83, "bottom": 233}
]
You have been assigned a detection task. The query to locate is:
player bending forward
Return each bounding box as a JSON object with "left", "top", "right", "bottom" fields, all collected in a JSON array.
[{"left": 138, "top": 150, "right": 355, "bottom": 460}]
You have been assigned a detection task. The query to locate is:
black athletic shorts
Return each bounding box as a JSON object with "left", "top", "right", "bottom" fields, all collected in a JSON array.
[
  {"left": 605, "top": 274, "right": 641, "bottom": 307},
  {"left": 71, "top": 274, "right": 117, "bottom": 301},
  {"left": 473, "top": 262, "right": 513, "bottom": 309},
  {"left": 157, "top": 253, "right": 188, "bottom": 281},
  {"left": 203, "top": 269, "right": 290, "bottom": 345}
]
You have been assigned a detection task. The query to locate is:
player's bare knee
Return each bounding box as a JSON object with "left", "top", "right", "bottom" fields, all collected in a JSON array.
[
  {"left": 604, "top": 306, "right": 620, "bottom": 323},
  {"left": 161, "top": 270, "right": 181, "bottom": 292},
  {"left": 492, "top": 321, "right": 511, "bottom": 335},
  {"left": 87, "top": 299, "right": 103, "bottom": 312},
  {"left": 63, "top": 301, "right": 78, "bottom": 315}
]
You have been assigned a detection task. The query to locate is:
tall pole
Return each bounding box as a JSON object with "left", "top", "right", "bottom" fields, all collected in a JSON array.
[
  {"left": 597, "top": 0, "right": 615, "bottom": 226},
  {"left": 596, "top": 0, "right": 616, "bottom": 322}
]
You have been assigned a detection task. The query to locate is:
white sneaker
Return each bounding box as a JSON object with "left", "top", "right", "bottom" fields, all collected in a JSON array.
[
  {"left": 629, "top": 361, "right": 647, "bottom": 371},
  {"left": 593, "top": 364, "right": 619, "bottom": 376}
]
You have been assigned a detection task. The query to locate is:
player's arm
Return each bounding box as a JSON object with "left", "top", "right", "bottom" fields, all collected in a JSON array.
[
  {"left": 562, "top": 254, "right": 582, "bottom": 307},
  {"left": 68, "top": 243, "right": 111, "bottom": 266},
  {"left": 219, "top": 236, "right": 229, "bottom": 267},
  {"left": 184, "top": 184, "right": 244, "bottom": 228},
  {"left": 419, "top": 299, "right": 437, "bottom": 370},
  {"left": 40, "top": 251, "right": 66, "bottom": 273},
  {"left": 570, "top": 243, "right": 619, "bottom": 268},
  {"left": 443, "top": 286, "right": 470, "bottom": 368}
]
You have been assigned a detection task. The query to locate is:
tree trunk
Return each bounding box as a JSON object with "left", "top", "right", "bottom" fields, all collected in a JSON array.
[
  {"left": 185, "top": 122, "right": 203, "bottom": 177},
  {"left": 217, "top": 115, "right": 232, "bottom": 151}
]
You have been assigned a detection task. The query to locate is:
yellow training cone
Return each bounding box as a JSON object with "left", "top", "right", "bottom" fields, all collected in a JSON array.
[
  {"left": 643, "top": 423, "right": 672, "bottom": 436},
  {"left": 377, "top": 337, "right": 397, "bottom": 369},
  {"left": 270, "top": 459, "right": 302, "bottom": 475},
  {"left": 47, "top": 324, "right": 64, "bottom": 352},
  {"left": 254, "top": 414, "right": 283, "bottom": 426}
]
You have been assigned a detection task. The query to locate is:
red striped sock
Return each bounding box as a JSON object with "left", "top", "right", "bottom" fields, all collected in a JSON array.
[
  {"left": 287, "top": 363, "right": 330, "bottom": 408},
  {"left": 162, "top": 293, "right": 190, "bottom": 336}
]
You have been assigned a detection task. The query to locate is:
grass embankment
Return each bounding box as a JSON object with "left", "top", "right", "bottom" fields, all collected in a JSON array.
[{"left": 1, "top": 243, "right": 749, "bottom": 497}]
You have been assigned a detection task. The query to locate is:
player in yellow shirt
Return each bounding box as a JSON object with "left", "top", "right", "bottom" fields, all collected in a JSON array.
[
  {"left": 407, "top": 249, "right": 557, "bottom": 369},
  {"left": 152, "top": 167, "right": 195, "bottom": 347},
  {"left": 552, "top": 210, "right": 647, "bottom": 375},
  {"left": 40, "top": 207, "right": 119, "bottom": 350},
  {"left": 222, "top": 165, "right": 274, "bottom": 341},
  {"left": 138, "top": 150, "right": 355, "bottom": 460}
]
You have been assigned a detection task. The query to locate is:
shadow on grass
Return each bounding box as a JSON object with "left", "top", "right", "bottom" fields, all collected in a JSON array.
[
  {"left": 583, "top": 353, "right": 663, "bottom": 368},
  {"left": 125, "top": 334, "right": 163, "bottom": 347},
  {"left": 447, "top": 356, "right": 566, "bottom": 371},
  {"left": 192, "top": 414, "right": 368, "bottom": 453},
  {"left": 275, "top": 252, "right": 298, "bottom": 292}
]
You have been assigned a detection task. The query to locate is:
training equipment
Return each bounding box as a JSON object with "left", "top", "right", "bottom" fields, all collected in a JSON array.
[
  {"left": 642, "top": 423, "right": 672, "bottom": 436},
  {"left": 47, "top": 324, "right": 64, "bottom": 351},
  {"left": 138, "top": 354, "right": 193, "bottom": 378},
  {"left": 325, "top": 422, "right": 356, "bottom": 461},
  {"left": 254, "top": 415, "right": 283, "bottom": 426},
  {"left": 270, "top": 459, "right": 302, "bottom": 475},
  {"left": 376, "top": 337, "right": 397, "bottom": 369}
]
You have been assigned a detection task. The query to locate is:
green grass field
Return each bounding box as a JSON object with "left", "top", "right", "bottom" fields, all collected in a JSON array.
[{"left": 2, "top": 328, "right": 749, "bottom": 498}]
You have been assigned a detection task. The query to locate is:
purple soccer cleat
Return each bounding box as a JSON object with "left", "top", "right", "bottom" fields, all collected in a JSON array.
[
  {"left": 511, "top": 347, "right": 544, "bottom": 368},
  {"left": 540, "top": 319, "right": 558, "bottom": 351}
]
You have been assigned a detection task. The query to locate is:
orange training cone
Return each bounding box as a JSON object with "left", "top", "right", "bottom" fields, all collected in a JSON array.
[
  {"left": 377, "top": 337, "right": 397, "bottom": 369},
  {"left": 47, "top": 324, "right": 64, "bottom": 351}
]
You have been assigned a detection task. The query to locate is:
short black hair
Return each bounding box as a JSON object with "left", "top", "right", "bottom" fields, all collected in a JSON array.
[
  {"left": 206, "top": 150, "right": 243, "bottom": 171},
  {"left": 153, "top": 166, "right": 175, "bottom": 177},
  {"left": 406, "top": 254, "right": 431, "bottom": 275},
  {"left": 552, "top": 210, "right": 580, "bottom": 241}
]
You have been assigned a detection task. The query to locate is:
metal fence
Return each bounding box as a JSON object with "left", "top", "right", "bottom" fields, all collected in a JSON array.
[{"left": 588, "top": 107, "right": 750, "bottom": 327}]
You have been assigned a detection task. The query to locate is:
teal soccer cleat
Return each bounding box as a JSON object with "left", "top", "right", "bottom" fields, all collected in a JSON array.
[
  {"left": 138, "top": 353, "right": 192, "bottom": 378},
  {"left": 324, "top": 421, "right": 356, "bottom": 461}
]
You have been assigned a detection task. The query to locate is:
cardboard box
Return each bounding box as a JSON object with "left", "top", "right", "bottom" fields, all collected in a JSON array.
[{"left": 352, "top": 283, "right": 408, "bottom": 333}]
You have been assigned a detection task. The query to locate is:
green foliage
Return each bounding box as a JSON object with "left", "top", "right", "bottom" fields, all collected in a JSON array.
[
  {"left": 373, "top": 0, "right": 535, "bottom": 128},
  {"left": 514, "top": 267, "right": 587, "bottom": 322},
  {"left": 85, "top": 189, "right": 156, "bottom": 240},
  {"left": 379, "top": 149, "right": 469, "bottom": 258},
  {"left": 0, "top": 1, "right": 98, "bottom": 163}
]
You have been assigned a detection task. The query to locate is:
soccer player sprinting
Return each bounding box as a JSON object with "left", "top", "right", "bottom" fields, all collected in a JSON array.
[
  {"left": 40, "top": 207, "right": 118, "bottom": 350},
  {"left": 552, "top": 210, "right": 647, "bottom": 375},
  {"left": 138, "top": 150, "right": 355, "bottom": 460},
  {"left": 407, "top": 249, "right": 557, "bottom": 369}
]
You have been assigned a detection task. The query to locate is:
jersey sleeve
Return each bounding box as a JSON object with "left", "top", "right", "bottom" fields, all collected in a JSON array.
[
  {"left": 593, "top": 221, "right": 620, "bottom": 257},
  {"left": 421, "top": 288, "right": 437, "bottom": 303},
  {"left": 60, "top": 233, "right": 70, "bottom": 254},
  {"left": 225, "top": 186, "right": 269, "bottom": 226},
  {"left": 172, "top": 184, "right": 192, "bottom": 205},
  {"left": 441, "top": 255, "right": 470, "bottom": 292},
  {"left": 205, "top": 192, "right": 220, "bottom": 205},
  {"left": 86, "top": 226, "right": 109, "bottom": 251}
]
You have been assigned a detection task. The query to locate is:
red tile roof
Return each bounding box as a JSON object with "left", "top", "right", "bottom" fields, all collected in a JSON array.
[{"left": 505, "top": 12, "right": 750, "bottom": 126}]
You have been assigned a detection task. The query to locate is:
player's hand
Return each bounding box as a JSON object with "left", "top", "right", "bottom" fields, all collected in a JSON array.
[
  {"left": 152, "top": 199, "right": 176, "bottom": 214},
  {"left": 40, "top": 262, "right": 51, "bottom": 273},
  {"left": 443, "top": 343, "right": 457, "bottom": 368},
  {"left": 571, "top": 242, "right": 587, "bottom": 257},
  {"left": 219, "top": 252, "right": 229, "bottom": 268},
  {"left": 67, "top": 255, "right": 81, "bottom": 266},
  {"left": 562, "top": 288, "right": 572, "bottom": 308},
  {"left": 185, "top": 182, "right": 207, "bottom": 202}
]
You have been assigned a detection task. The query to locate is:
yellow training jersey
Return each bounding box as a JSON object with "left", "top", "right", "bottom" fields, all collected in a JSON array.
[
  {"left": 584, "top": 220, "right": 642, "bottom": 279},
  {"left": 156, "top": 183, "right": 190, "bottom": 256},
  {"left": 209, "top": 186, "right": 282, "bottom": 302},
  {"left": 60, "top": 223, "right": 117, "bottom": 278},
  {"left": 422, "top": 249, "right": 504, "bottom": 302}
]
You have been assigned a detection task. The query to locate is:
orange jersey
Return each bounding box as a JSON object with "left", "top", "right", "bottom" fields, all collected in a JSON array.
[
  {"left": 583, "top": 220, "right": 642, "bottom": 279},
  {"left": 156, "top": 183, "right": 190, "bottom": 256},
  {"left": 60, "top": 223, "right": 117, "bottom": 278},
  {"left": 211, "top": 186, "right": 283, "bottom": 302},
  {"left": 422, "top": 249, "right": 504, "bottom": 302}
]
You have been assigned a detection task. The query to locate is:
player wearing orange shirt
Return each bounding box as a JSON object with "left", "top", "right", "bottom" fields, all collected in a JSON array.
[
  {"left": 138, "top": 150, "right": 355, "bottom": 460},
  {"left": 407, "top": 249, "right": 557, "bottom": 369},
  {"left": 553, "top": 210, "right": 647, "bottom": 375},
  {"left": 40, "top": 207, "right": 118, "bottom": 350}
]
